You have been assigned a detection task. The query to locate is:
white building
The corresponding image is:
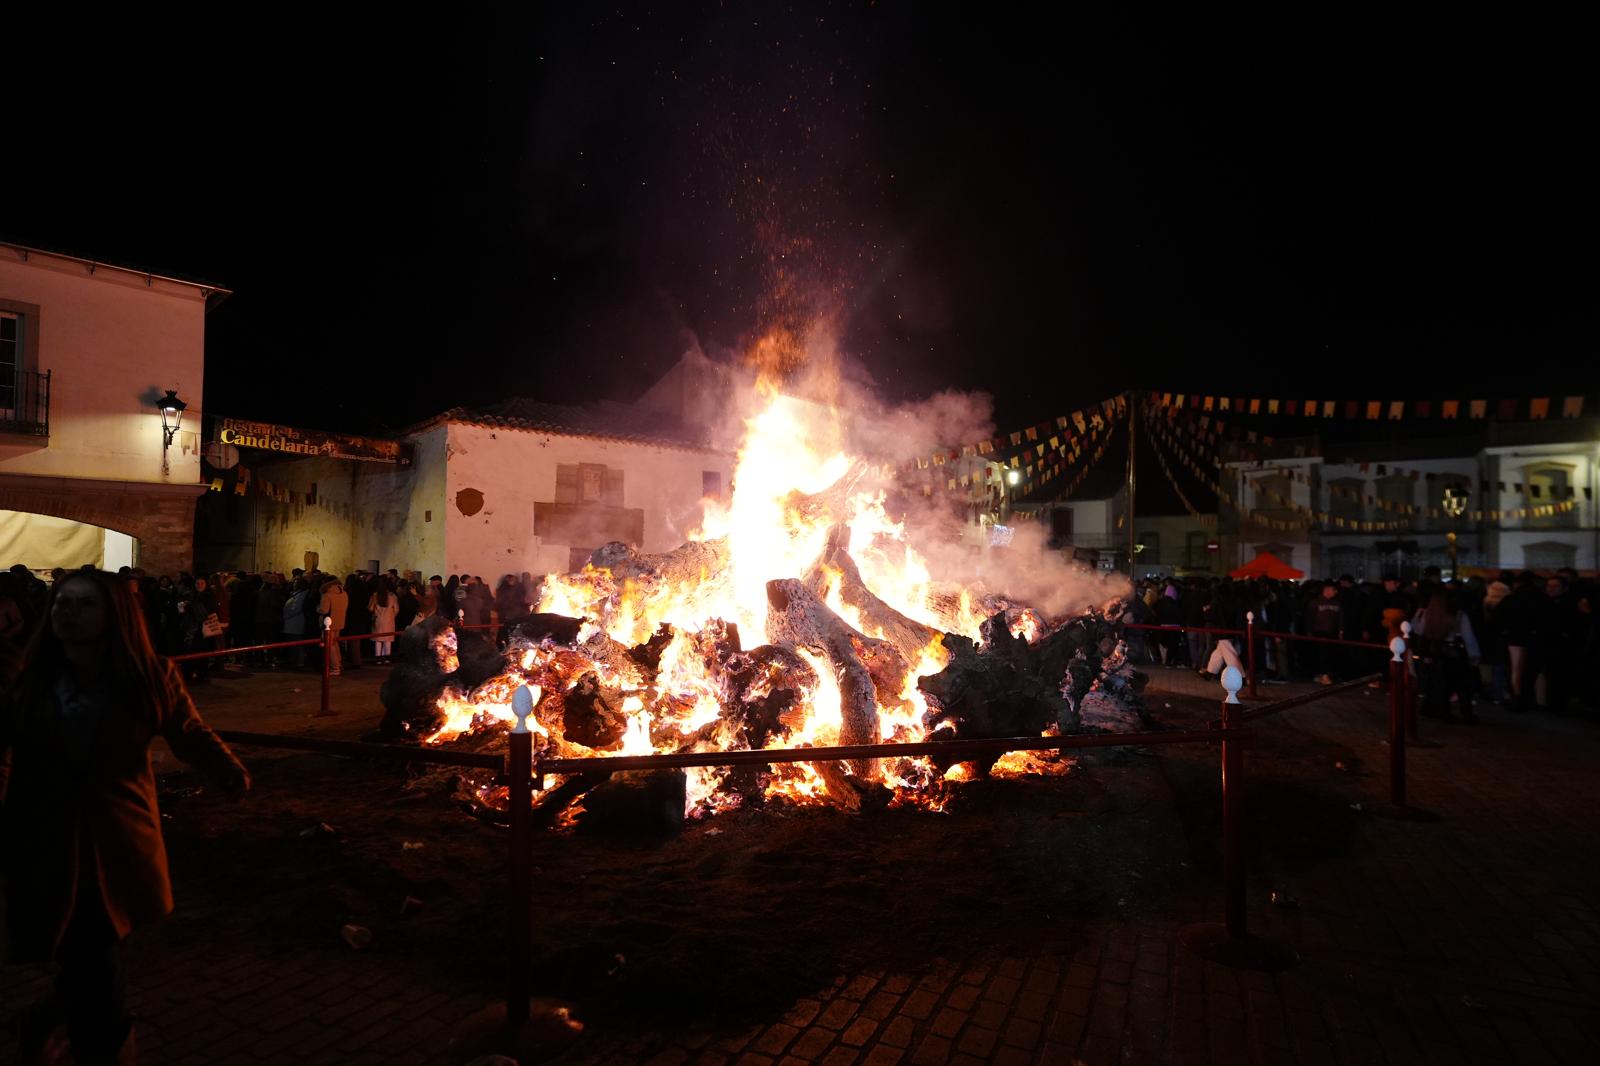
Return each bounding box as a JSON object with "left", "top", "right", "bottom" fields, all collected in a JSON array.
[
  {"left": 202, "top": 353, "right": 740, "bottom": 579},
  {"left": 1, "top": 242, "right": 223, "bottom": 574},
  {"left": 1220, "top": 423, "right": 1600, "bottom": 578}
]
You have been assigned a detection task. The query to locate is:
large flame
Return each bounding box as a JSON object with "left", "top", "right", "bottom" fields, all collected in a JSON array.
[{"left": 431, "top": 388, "right": 1060, "bottom": 816}]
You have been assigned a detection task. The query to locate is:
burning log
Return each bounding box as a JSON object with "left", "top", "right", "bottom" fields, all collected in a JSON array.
[
  {"left": 782, "top": 459, "right": 870, "bottom": 527},
  {"left": 588, "top": 538, "right": 731, "bottom": 588},
  {"left": 807, "top": 525, "right": 941, "bottom": 664},
  {"left": 379, "top": 616, "right": 509, "bottom": 738},
  {"left": 765, "top": 578, "right": 904, "bottom": 780}
]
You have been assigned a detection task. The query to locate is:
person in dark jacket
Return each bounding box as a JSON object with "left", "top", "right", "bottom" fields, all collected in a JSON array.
[
  {"left": 1303, "top": 581, "right": 1345, "bottom": 684},
  {"left": 1, "top": 569, "right": 250, "bottom": 1063},
  {"left": 1501, "top": 572, "right": 1542, "bottom": 710}
]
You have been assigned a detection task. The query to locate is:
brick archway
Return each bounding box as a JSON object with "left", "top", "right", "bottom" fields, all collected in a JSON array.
[{"left": 0, "top": 473, "right": 203, "bottom": 575}]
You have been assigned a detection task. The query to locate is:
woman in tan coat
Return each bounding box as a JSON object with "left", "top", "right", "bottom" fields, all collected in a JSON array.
[{"left": 1, "top": 569, "right": 250, "bottom": 1064}]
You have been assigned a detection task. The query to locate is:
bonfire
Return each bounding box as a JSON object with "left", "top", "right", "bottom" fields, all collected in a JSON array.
[{"left": 380, "top": 391, "right": 1140, "bottom": 826}]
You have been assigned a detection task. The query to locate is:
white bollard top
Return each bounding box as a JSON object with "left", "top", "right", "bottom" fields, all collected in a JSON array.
[
  {"left": 1221, "top": 666, "right": 1243, "bottom": 704},
  {"left": 1246, "top": 611, "right": 1254, "bottom": 624},
  {"left": 458, "top": 609, "right": 465, "bottom": 622},
  {"left": 322, "top": 616, "right": 332, "bottom": 630},
  {"left": 1390, "top": 636, "right": 1407, "bottom": 662},
  {"left": 1400, "top": 619, "right": 1412, "bottom": 637},
  {"left": 512, "top": 683, "right": 537, "bottom": 734}
]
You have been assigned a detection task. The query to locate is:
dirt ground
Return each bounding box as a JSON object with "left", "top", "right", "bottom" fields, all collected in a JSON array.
[{"left": 146, "top": 665, "right": 1369, "bottom": 1030}]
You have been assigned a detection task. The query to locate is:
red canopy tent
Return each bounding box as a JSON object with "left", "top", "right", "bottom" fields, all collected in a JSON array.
[{"left": 1229, "top": 550, "right": 1305, "bottom": 580}]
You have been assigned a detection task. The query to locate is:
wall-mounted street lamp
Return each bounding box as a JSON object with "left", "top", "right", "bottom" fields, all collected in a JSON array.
[
  {"left": 156, "top": 388, "right": 187, "bottom": 474},
  {"left": 1006, "top": 469, "right": 1020, "bottom": 486},
  {"left": 1443, "top": 484, "right": 1469, "bottom": 580}
]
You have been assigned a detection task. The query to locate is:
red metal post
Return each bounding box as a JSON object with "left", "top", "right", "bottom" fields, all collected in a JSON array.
[
  {"left": 507, "top": 728, "right": 533, "bottom": 1027},
  {"left": 1246, "top": 612, "right": 1259, "bottom": 698},
  {"left": 317, "top": 618, "right": 333, "bottom": 717},
  {"left": 1220, "top": 669, "right": 1246, "bottom": 939},
  {"left": 1388, "top": 640, "right": 1407, "bottom": 808},
  {"left": 1401, "top": 626, "right": 1419, "bottom": 742}
]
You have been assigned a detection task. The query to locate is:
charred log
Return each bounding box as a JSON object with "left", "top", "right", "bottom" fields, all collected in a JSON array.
[
  {"left": 561, "top": 672, "right": 630, "bottom": 751},
  {"left": 627, "top": 622, "right": 677, "bottom": 673},
  {"left": 577, "top": 770, "right": 687, "bottom": 837},
  {"left": 530, "top": 771, "right": 613, "bottom": 828},
  {"left": 515, "top": 613, "right": 586, "bottom": 646}
]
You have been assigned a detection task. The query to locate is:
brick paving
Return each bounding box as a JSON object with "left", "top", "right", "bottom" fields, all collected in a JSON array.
[{"left": 3, "top": 666, "right": 1598, "bottom": 1063}]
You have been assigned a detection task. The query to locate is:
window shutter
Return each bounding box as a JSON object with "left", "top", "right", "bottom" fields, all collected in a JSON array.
[
  {"left": 555, "top": 464, "right": 579, "bottom": 504},
  {"left": 602, "top": 468, "right": 625, "bottom": 506}
]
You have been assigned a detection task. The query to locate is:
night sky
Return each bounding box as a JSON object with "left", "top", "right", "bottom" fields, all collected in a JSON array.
[{"left": 6, "top": 7, "right": 1592, "bottom": 452}]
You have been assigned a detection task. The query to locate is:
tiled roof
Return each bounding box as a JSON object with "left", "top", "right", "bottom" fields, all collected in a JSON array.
[{"left": 409, "top": 398, "right": 721, "bottom": 451}]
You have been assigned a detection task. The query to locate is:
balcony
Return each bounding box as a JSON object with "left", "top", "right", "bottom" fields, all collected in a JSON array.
[{"left": 0, "top": 369, "right": 50, "bottom": 437}]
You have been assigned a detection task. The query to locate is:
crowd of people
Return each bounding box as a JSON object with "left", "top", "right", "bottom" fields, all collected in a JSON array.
[
  {"left": 2, "top": 564, "right": 545, "bottom": 678},
  {"left": 5, "top": 559, "right": 1598, "bottom": 721},
  {"left": 1123, "top": 567, "right": 1599, "bottom": 720}
]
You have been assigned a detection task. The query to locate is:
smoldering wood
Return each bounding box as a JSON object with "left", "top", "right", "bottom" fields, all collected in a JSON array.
[
  {"left": 627, "top": 622, "right": 677, "bottom": 673},
  {"left": 380, "top": 616, "right": 513, "bottom": 738},
  {"left": 915, "top": 609, "right": 1145, "bottom": 773},
  {"left": 577, "top": 770, "right": 688, "bottom": 836},
  {"left": 561, "top": 672, "right": 630, "bottom": 751},
  {"left": 514, "top": 613, "right": 586, "bottom": 646},
  {"left": 530, "top": 771, "right": 613, "bottom": 828}
]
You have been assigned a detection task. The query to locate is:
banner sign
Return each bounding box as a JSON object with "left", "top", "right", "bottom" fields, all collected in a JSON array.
[{"left": 219, "top": 418, "right": 413, "bottom": 466}]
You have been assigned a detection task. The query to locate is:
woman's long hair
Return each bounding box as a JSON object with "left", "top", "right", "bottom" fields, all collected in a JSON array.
[{"left": 12, "top": 569, "right": 170, "bottom": 729}]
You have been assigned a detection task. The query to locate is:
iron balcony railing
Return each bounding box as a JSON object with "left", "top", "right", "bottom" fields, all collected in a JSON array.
[{"left": 0, "top": 368, "right": 50, "bottom": 436}]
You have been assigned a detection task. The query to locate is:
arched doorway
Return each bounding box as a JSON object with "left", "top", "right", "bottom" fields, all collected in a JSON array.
[{"left": 0, "top": 508, "right": 139, "bottom": 571}]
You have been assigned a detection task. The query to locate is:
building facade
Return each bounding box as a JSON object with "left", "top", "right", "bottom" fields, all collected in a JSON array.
[
  {"left": 1220, "top": 422, "right": 1600, "bottom": 579},
  {"left": 197, "top": 398, "right": 737, "bottom": 581},
  {"left": 1, "top": 242, "right": 222, "bottom": 574}
]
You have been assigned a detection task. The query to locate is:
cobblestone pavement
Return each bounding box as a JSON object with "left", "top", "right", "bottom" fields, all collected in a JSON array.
[{"left": 3, "top": 666, "right": 1597, "bottom": 1064}]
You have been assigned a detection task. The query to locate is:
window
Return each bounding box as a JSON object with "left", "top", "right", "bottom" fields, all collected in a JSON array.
[
  {"left": 556, "top": 463, "right": 625, "bottom": 506},
  {"left": 1050, "top": 508, "right": 1073, "bottom": 538},
  {"left": 1328, "top": 476, "right": 1365, "bottom": 522},
  {"left": 1524, "top": 464, "right": 1578, "bottom": 529},
  {"left": 1376, "top": 474, "right": 1413, "bottom": 514},
  {"left": 1326, "top": 546, "right": 1367, "bottom": 581},
  {"left": 1, "top": 311, "right": 18, "bottom": 412},
  {"left": 702, "top": 470, "right": 722, "bottom": 498},
  {"left": 1137, "top": 531, "right": 1160, "bottom": 561},
  {"left": 1185, "top": 531, "right": 1208, "bottom": 568}
]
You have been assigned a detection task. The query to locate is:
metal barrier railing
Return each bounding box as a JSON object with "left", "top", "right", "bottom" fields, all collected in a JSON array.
[
  {"left": 1124, "top": 617, "right": 1388, "bottom": 699},
  {"left": 167, "top": 614, "right": 506, "bottom": 716},
  {"left": 200, "top": 617, "right": 1434, "bottom": 1036}
]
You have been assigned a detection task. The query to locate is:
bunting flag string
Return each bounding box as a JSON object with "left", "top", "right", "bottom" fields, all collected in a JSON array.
[
  {"left": 1149, "top": 391, "right": 1588, "bottom": 423},
  {"left": 1004, "top": 409, "right": 1120, "bottom": 518},
  {"left": 1144, "top": 413, "right": 1216, "bottom": 524},
  {"left": 916, "top": 392, "right": 1128, "bottom": 473}
]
